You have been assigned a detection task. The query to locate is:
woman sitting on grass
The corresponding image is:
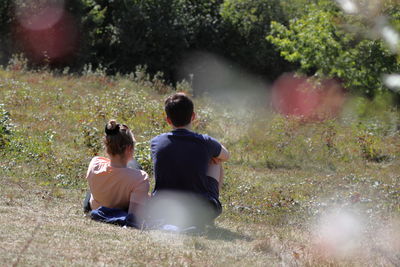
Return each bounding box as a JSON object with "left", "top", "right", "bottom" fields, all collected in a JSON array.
[{"left": 83, "top": 120, "right": 150, "bottom": 218}]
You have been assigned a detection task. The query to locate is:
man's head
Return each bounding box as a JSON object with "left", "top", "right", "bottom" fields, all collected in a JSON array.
[{"left": 165, "top": 93, "right": 194, "bottom": 127}]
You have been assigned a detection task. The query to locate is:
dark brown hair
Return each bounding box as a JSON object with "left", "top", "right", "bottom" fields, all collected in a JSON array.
[
  {"left": 164, "top": 93, "right": 194, "bottom": 127},
  {"left": 103, "top": 120, "right": 135, "bottom": 156}
]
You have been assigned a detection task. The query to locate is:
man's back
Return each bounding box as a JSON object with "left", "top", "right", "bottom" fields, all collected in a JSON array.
[{"left": 150, "top": 128, "right": 221, "bottom": 199}]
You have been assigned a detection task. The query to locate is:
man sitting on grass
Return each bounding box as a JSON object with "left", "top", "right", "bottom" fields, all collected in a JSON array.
[{"left": 150, "top": 93, "right": 229, "bottom": 228}]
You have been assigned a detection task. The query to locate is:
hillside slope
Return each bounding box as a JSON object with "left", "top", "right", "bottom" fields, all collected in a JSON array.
[{"left": 1, "top": 69, "right": 399, "bottom": 266}]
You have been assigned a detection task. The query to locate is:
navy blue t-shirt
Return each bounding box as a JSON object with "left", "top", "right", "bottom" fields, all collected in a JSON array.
[{"left": 150, "top": 128, "right": 222, "bottom": 200}]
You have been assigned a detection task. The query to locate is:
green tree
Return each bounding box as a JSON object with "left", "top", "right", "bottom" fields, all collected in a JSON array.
[
  {"left": 0, "top": 0, "right": 13, "bottom": 65},
  {"left": 221, "top": 0, "right": 294, "bottom": 80},
  {"left": 267, "top": 2, "right": 400, "bottom": 97}
]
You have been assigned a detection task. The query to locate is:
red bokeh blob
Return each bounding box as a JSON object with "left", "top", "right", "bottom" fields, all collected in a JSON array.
[
  {"left": 13, "top": 6, "right": 79, "bottom": 64},
  {"left": 271, "top": 73, "right": 346, "bottom": 121}
]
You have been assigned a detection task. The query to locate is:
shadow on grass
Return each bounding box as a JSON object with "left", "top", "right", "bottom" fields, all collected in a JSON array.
[
  {"left": 84, "top": 215, "right": 252, "bottom": 242},
  {"left": 203, "top": 226, "right": 253, "bottom": 241}
]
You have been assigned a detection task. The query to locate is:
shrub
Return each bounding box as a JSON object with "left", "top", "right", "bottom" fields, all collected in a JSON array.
[
  {"left": 81, "top": 0, "right": 189, "bottom": 80},
  {"left": 81, "top": 124, "right": 102, "bottom": 156},
  {"left": 220, "top": 0, "right": 293, "bottom": 80},
  {"left": 0, "top": 0, "right": 13, "bottom": 66},
  {"left": 1, "top": 0, "right": 295, "bottom": 83},
  {"left": 0, "top": 104, "right": 13, "bottom": 148}
]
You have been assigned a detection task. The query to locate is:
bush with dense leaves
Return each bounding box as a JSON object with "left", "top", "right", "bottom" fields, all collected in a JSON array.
[
  {"left": 0, "top": 104, "right": 13, "bottom": 148},
  {"left": 267, "top": 1, "right": 400, "bottom": 97},
  {"left": 220, "top": 0, "right": 293, "bottom": 80},
  {"left": 0, "top": 0, "right": 13, "bottom": 65},
  {"left": 1, "top": 0, "right": 399, "bottom": 98},
  {"left": 0, "top": 0, "right": 293, "bottom": 83}
]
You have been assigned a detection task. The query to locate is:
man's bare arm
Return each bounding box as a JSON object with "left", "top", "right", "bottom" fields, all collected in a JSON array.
[{"left": 211, "top": 144, "right": 230, "bottom": 163}]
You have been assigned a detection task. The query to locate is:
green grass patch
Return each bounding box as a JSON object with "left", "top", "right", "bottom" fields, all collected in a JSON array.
[{"left": 1, "top": 68, "right": 400, "bottom": 265}]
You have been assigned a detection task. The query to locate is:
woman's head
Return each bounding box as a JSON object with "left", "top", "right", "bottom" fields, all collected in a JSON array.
[{"left": 104, "top": 120, "right": 135, "bottom": 156}]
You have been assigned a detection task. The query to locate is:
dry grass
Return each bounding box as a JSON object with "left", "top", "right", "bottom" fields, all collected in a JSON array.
[
  {"left": 0, "top": 179, "right": 279, "bottom": 266},
  {"left": 2, "top": 172, "right": 399, "bottom": 266},
  {"left": 1, "top": 68, "right": 400, "bottom": 266}
]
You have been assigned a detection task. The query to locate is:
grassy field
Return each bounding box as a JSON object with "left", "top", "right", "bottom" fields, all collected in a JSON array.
[{"left": 1, "top": 66, "right": 400, "bottom": 266}]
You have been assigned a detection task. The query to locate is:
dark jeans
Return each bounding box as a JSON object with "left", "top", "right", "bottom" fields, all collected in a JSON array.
[
  {"left": 83, "top": 159, "right": 142, "bottom": 213},
  {"left": 206, "top": 176, "right": 222, "bottom": 218},
  {"left": 83, "top": 190, "right": 91, "bottom": 213}
]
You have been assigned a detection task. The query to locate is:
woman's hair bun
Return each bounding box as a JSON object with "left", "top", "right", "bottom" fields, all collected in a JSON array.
[{"left": 105, "top": 119, "right": 120, "bottom": 135}]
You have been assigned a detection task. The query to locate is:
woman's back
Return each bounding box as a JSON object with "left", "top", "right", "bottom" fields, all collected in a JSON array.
[{"left": 87, "top": 156, "right": 149, "bottom": 210}]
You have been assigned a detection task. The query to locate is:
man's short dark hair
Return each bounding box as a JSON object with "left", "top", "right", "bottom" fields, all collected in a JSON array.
[{"left": 165, "top": 93, "right": 194, "bottom": 127}]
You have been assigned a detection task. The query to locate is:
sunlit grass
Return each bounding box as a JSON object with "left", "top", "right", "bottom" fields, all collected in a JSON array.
[{"left": 1, "top": 68, "right": 400, "bottom": 265}]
